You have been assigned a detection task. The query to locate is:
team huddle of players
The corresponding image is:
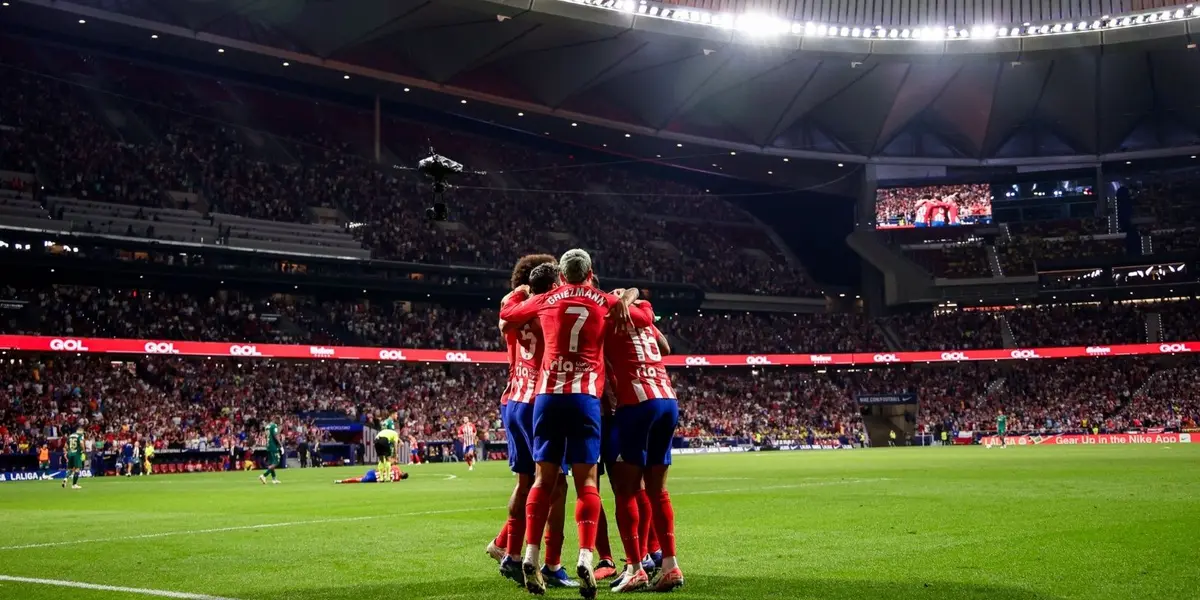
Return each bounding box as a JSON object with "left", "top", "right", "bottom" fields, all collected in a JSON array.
[{"left": 484, "top": 250, "right": 683, "bottom": 597}]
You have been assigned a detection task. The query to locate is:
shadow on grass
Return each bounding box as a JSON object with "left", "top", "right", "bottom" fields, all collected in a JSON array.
[{"left": 251, "top": 574, "right": 1061, "bottom": 600}]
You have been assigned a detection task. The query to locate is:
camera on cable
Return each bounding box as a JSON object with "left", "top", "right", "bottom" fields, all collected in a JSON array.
[{"left": 393, "top": 145, "right": 486, "bottom": 221}]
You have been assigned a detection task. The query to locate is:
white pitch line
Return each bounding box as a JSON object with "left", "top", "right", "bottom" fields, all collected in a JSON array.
[
  {"left": 0, "top": 575, "right": 241, "bottom": 600},
  {"left": 0, "top": 506, "right": 495, "bottom": 551}
]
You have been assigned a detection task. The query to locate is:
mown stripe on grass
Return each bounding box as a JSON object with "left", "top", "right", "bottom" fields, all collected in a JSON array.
[{"left": 0, "top": 506, "right": 493, "bottom": 551}]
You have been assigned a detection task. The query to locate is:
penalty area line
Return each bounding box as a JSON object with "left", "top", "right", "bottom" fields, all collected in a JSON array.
[
  {"left": 0, "top": 506, "right": 496, "bottom": 551},
  {"left": 0, "top": 575, "right": 240, "bottom": 600}
]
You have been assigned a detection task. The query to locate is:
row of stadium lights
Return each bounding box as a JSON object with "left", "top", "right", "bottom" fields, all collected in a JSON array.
[
  {"left": 120, "top": 14, "right": 840, "bottom": 170},
  {"left": 59, "top": 13, "right": 374, "bottom": 82},
  {"left": 511, "top": 115, "right": 849, "bottom": 171},
  {"left": 570, "top": 0, "right": 1200, "bottom": 40},
  {"left": 42, "top": 10, "right": 988, "bottom": 171}
]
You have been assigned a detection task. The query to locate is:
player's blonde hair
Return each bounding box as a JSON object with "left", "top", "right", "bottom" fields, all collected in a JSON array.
[{"left": 559, "top": 248, "right": 592, "bottom": 284}]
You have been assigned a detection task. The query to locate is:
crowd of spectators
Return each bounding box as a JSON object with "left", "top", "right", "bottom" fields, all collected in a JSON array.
[
  {"left": 904, "top": 244, "right": 991, "bottom": 279},
  {"left": 1148, "top": 228, "right": 1200, "bottom": 254},
  {"left": 3, "top": 286, "right": 307, "bottom": 344},
  {"left": 1156, "top": 299, "right": 1200, "bottom": 342},
  {"left": 673, "top": 369, "right": 858, "bottom": 441},
  {"left": 18, "top": 284, "right": 1195, "bottom": 356},
  {"left": 884, "top": 311, "right": 1004, "bottom": 350},
  {"left": 1005, "top": 303, "right": 1147, "bottom": 347},
  {"left": 905, "top": 359, "right": 1162, "bottom": 435},
  {"left": 997, "top": 235, "right": 1125, "bottom": 275},
  {"left": 1134, "top": 178, "right": 1200, "bottom": 229},
  {"left": 6, "top": 352, "right": 1196, "bottom": 458},
  {"left": 662, "top": 312, "right": 886, "bottom": 354},
  {"left": 995, "top": 359, "right": 1154, "bottom": 433},
  {"left": 894, "top": 215, "right": 1124, "bottom": 279},
  {"left": 0, "top": 354, "right": 509, "bottom": 456},
  {"left": 327, "top": 300, "right": 501, "bottom": 351},
  {"left": 1127, "top": 366, "right": 1200, "bottom": 430},
  {"left": 0, "top": 38, "right": 821, "bottom": 297}
]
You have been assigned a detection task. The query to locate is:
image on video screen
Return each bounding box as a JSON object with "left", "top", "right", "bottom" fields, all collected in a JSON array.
[{"left": 874, "top": 183, "right": 993, "bottom": 229}]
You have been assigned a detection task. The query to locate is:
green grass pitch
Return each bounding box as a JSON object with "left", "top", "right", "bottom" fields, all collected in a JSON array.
[{"left": 1, "top": 446, "right": 1198, "bottom": 600}]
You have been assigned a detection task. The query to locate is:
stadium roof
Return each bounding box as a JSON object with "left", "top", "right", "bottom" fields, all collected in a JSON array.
[{"left": 8, "top": 0, "right": 1200, "bottom": 186}]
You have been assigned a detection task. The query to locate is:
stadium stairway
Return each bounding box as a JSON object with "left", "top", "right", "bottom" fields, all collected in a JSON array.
[
  {"left": 879, "top": 321, "right": 903, "bottom": 351},
  {"left": 296, "top": 305, "right": 366, "bottom": 346},
  {"left": 998, "top": 314, "right": 1018, "bottom": 348},
  {"left": 986, "top": 244, "right": 1005, "bottom": 277},
  {"left": 746, "top": 212, "right": 808, "bottom": 274},
  {"left": 273, "top": 313, "right": 314, "bottom": 342},
  {"left": 1146, "top": 312, "right": 1164, "bottom": 343}
]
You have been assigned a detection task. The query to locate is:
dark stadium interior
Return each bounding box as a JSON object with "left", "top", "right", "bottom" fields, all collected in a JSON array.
[
  {"left": 3, "top": 1, "right": 1200, "bottom": 455},
  {"left": 3, "top": 0, "right": 1200, "bottom": 598}
]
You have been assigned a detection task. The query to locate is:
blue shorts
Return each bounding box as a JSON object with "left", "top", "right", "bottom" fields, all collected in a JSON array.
[
  {"left": 603, "top": 399, "right": 679, "bottom": 467},
  {"left": 362, "top": 469, "right": 379, "bottom": 483},
  {"left": 600, "top": 414, "right": 616, "bottom": 476},
  {"left": 506, "top": 401, "right": 537, "bottom": 475},
  {"left": 501, "top": 405, "right": 511, "bottom": 460},
  {"left": 464, "top": 444, "right": 476, "bottom": 456},
  {"left": 532, "top": 393, "right": 602, "bottom": 466}
]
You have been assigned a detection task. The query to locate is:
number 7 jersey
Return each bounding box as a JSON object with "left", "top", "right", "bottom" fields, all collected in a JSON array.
[
  {"left": 499, "top": 284, "right": 621, "bottom": 398},
  {"left": 604, "top": 301, "right": 677, "bottom": 407}
]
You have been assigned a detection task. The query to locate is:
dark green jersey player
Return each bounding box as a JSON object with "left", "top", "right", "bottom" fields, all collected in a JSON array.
[
  {"left": 996, "top": 413, "right": 1008, "bottom": 448},
  {"left": 381, "top": 412, "right": 397, "bottom": 432},
  {"left": 260, "top": 421, "right": 283, "bottom": 485},
  {"left": 63, "top": 428, "right": 84, "bottom": 489}
]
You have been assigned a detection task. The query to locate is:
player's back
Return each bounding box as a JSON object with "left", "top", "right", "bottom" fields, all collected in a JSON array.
[
  {"left": 503, "top": 321, "right": 543, "bottom": 404},
  {"left": 537, "top": 283, "right": 615, "bottom": 396},
  {"left": 605, "top": 302, "right": 676, "bottom": 405}
]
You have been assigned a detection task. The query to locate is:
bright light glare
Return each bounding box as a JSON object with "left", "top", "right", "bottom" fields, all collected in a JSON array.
[{"left": 734, "top": 12, "right": 789, "bottom": 35}]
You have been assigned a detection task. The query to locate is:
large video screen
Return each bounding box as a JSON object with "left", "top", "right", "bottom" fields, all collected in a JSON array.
[{"left": 875, "top": 183, "right": 992, "bottom": 229}]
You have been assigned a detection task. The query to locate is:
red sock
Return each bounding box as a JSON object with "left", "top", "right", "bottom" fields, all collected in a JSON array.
[
  {"left": 506, "top": 514, "right": 526, "bottom": 557},
  {"left": 596, "top": 506, "right": 613, "bottom": 561},
  {"left": 575, "top": 485, "right": 602, "bottom": 551},
  {"left": 523, "top": 486, "right": 551, "bottom": 549},
  {"left": 494, "top": 521, "right": 510, "bottom": 549},
  {"left": 650, "top": 490, "right": 676, "bottom": 557},
  {"left": 648, "top": 526, "right": 661, "bottom": 555},
  {"left": 544, "top": 518, "right": 564, "bottom": 566},
  {"left": 614, "top": 493, "right": 641, "bottom": 566},
  {"left": 636, "top": 489, "right": 652, "bottom": 558}
]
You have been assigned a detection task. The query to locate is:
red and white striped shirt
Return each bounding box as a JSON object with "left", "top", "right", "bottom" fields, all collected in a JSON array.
[
  {"left": 458, "top": 423, "right": 477, "bottom": 447},
  {"left": 499, "top": 284, "right": 620, "bottom": 399},
  {"left": 501, "top": 297, "right": 543, "bottom": 405},
  {"left": 604, "top": 301, "right": 676, "bottom": 407}
]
